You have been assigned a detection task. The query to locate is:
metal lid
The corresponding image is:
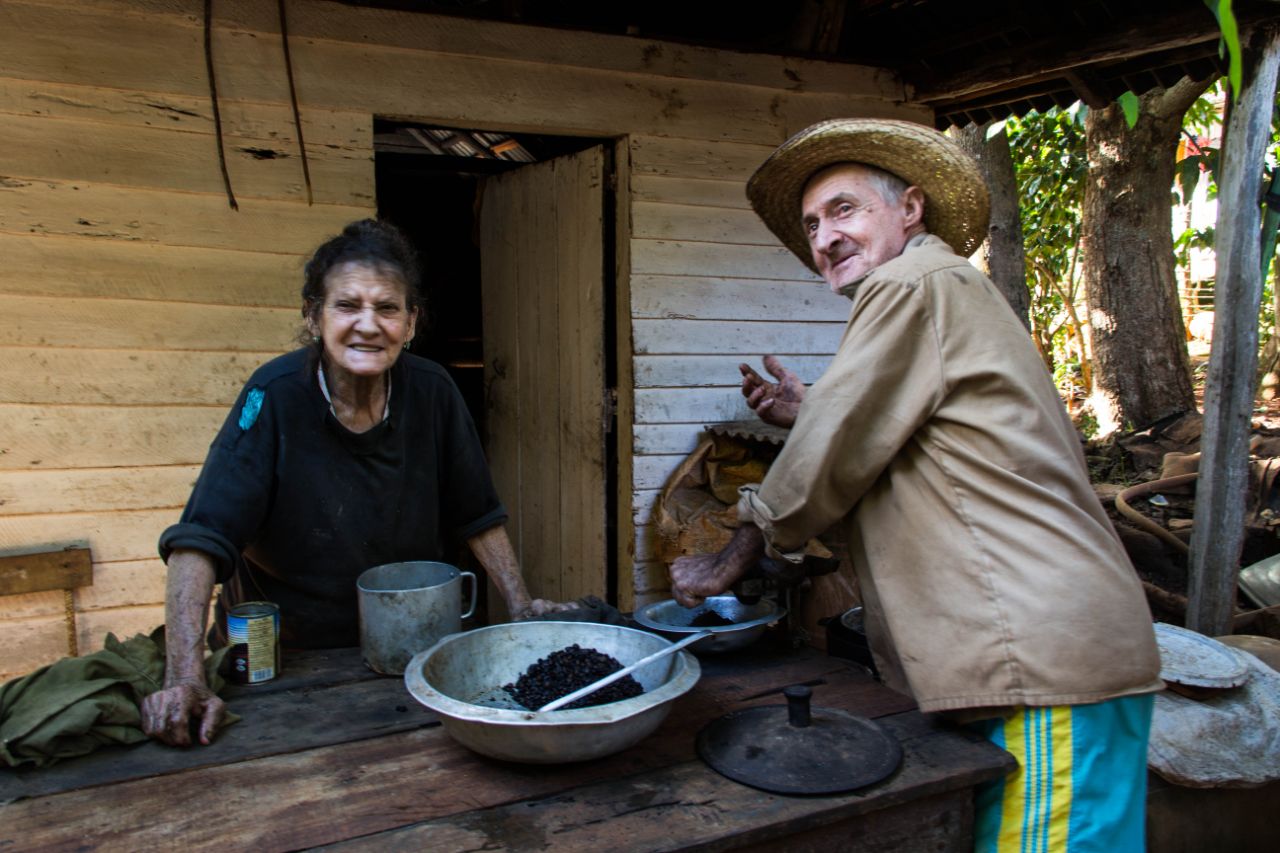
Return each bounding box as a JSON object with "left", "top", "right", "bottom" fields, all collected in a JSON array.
[
  {"left": 1215, "top": 634, "right": 1280, "bottom": 673},
  {"left": 696, "top": 686, "right": 902, "bottom": 795},
  {"left": 1154, "top": 622, "right": 1250, "bottom": 689},
  {"left": 1238, "top": 552, "right": 1280, "bottom": 608}
]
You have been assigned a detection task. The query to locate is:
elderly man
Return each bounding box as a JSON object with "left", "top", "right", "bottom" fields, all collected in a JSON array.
[{"left": 670, "top": 119, "right": 1162, "bottom": 852}]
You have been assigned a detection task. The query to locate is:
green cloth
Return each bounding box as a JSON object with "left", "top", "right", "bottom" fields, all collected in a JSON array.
[{"left": 0, "top": 627, "right": 236, "bottom": 768}]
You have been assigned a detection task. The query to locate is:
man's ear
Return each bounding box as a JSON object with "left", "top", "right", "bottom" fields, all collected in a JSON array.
[{"left": 902, "top": 186, "right": 926, "bottom": 229}]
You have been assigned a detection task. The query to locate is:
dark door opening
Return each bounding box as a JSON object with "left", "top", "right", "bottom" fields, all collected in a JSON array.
[
  {"left": 374, "top": 120, "right": 618, "bottom": 611},
  {"left": 375, "top": 121, "right": 605, "bottom": 436}
]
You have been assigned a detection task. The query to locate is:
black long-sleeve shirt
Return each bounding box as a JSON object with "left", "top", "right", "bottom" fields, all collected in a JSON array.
[{"left": 159, "top": 348, "right": 505, "bottom": 648}]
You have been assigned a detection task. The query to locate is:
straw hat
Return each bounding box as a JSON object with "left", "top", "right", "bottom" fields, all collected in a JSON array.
[{"left": 746, "top": 118, "right": 991, "bottom": 273}]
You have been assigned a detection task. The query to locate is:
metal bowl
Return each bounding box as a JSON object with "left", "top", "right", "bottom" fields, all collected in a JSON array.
[
  {"left": 403, "top": 621, "right": 700, "bottom": 764},
  {"left": 633, "top": 596, "right": 786, "bottom": 654}
]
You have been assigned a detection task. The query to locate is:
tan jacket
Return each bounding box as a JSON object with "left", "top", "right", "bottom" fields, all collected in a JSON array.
[{"left": 739, "top": 234, "right": 1163, "bottom": 714}]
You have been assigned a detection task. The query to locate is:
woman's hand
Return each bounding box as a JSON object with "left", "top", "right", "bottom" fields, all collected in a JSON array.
[
  {"left": 147, "top": 549, "right": 223, "bottom": 747},
  {"left": 511, "top": 599, "right": 578, "bottom": 621},
  {"left": 141, "top": 680, "right": 227, "bottom": 747},
  {"left": 467, "top": 526, "right": 579, "bottom": 621}
]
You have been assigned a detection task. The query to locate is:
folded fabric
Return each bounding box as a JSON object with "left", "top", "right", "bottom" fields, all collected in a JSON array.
[{"left": 0, "top": 627, "right": 235, "bottom": 769}]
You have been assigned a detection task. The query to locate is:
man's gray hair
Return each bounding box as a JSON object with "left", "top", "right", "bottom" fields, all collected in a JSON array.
[
  {"left": 860, "top": 164, "right": 911, "bottom": 206},
  {"left": 806, "top": 161, "right": 913, "bottom": 206}
]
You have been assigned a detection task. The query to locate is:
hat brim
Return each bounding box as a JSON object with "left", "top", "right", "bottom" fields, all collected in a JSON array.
[{"left": 746, "top": 119, "right": 991, "bottom": 274}]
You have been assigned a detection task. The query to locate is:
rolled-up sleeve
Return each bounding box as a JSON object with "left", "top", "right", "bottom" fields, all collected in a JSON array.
[
  {"left": 743, "top": 271, "right": 945, "bottom": 558},
  {"left": 157, "top": 384, "right": 277, "bottom": 582}
]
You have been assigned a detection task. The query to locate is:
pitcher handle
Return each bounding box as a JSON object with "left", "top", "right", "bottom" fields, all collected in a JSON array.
[{"left": 459, "top": 570, "right": 477, "bottom": 619}]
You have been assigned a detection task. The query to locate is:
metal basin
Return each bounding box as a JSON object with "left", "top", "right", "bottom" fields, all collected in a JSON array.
[
  {"left": 403, "top": 621, "right": 700, "bottom": 764},
  {"left": 634, "top": 596, "right": 786, "bottom": 654}
]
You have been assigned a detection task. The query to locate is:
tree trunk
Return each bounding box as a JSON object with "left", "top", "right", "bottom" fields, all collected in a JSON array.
[
  {"left": 1082, "top": 78, "right": 1209, "bottom": 433},
  {"left": 954, "top": 121, "right": 1031, "bottom": 328}
]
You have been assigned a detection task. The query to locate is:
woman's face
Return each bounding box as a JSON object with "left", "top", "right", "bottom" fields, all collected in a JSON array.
[{"left": 308, "top": 260, "right": 417, "bottom": 380}]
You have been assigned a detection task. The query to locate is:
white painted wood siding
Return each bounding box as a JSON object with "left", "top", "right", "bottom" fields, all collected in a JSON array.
[{"left": 626, "top": 136, "right": 864, "bottom": 604}]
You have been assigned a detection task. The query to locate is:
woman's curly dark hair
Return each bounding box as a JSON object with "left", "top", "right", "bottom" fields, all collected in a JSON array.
[{"left": 299, "top": 219, "right": 425, "bottom": 344}]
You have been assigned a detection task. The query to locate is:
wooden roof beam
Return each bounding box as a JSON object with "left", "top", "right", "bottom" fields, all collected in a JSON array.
[
  {"left": 792, "top": 0, "right": 847, "bottom": 55},
  {"left": 923, "top": 42, "right": 1226, "bottom": 119},
  {"left": 930, "top": 79, "right": 1090, "bottom": 117},
  {"left": 909, "top": 3, "right": 1247, "bottom": 103},
  {"left": 1062, "top": 69, "right": 1112, "bottom": 108}
]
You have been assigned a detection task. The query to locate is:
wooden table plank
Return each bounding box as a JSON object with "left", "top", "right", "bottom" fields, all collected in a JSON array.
[
  {"left": 318, "top": 712, "right": 1013, "bottom": 852},
  {"left": 0, "top": 649, "right": 423, "bottom": 803},
  {"left": 0, "top": 654, "right": 916, "bottom": 851},
  {"left": 220, "top": 647, "right": 382, "bottom": 696}
]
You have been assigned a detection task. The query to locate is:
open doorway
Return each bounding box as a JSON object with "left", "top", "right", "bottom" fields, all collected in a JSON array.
[{"left": 375, "top": 120, "right": 618, "bottom": 616}]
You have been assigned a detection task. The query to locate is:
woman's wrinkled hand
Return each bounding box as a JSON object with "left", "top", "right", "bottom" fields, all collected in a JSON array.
[
  {"left": 141, "top": 681, "right": 227, "bottom": 747},
  {"left": 511, "top": 598, "right": 577, "bottom": 620}
]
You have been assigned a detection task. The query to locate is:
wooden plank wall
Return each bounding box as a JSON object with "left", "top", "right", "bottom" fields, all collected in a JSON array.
[
  {"left": 0, "top": 0, "right": 926, "bottom": 676},
  {"left": 0, "top": 0, "right": 372, "bottom": 679},
  {"left": 627, "top": 137, "right": 860, "bottom": 603}
]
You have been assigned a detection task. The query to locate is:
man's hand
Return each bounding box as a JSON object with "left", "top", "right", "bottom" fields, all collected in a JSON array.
[
  {"left": 670, "top": 526, "right": 767, "bottom": 608},
  {"left": 740, "top": 355, "right": 805, "bottom": 428},
  {"left": 670, "top": 553, "right": 738, "bottom": 608},
  {"left": 141, "top": 680, "right": 227, "bottom": 747}
]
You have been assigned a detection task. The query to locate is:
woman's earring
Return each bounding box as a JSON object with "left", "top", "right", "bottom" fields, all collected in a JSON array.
[
  {"left": 313, "top": 335, "right": 321, "bottom": 344},
  {"left": 403, "top": 339, "right": 412, "bottom": 350}
]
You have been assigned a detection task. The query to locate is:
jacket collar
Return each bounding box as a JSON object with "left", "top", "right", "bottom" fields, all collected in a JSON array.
[{"left": 837, "top": 231, "right": 944, "bottom": 299}]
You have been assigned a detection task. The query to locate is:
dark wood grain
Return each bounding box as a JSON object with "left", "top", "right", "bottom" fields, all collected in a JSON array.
[
  {"left": 318, "top": 712, "right": 1010, "bottom": 852},
  {"left": 0, "top": 651, "right": 924, "bottom": 850},
  {"left": 0, "top": 650, "right": 421, "bottom": 803},
  {"left": 0, "top": 646, "right": 1008, "bottom": 853}
]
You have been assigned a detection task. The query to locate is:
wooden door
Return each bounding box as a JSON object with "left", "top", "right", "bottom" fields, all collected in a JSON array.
[{"left": 479, "top": 146, "right": 608, "bottom": 617}]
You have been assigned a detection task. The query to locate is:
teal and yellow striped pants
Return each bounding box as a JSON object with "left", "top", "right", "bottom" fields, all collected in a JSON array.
[{"left": 968, "top": 694, "right": 1155, "bottom": 853}]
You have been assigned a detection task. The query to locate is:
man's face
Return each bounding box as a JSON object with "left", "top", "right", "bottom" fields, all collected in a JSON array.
[{"left": 801, "top": 164, "right": 924, "bottom": 292}]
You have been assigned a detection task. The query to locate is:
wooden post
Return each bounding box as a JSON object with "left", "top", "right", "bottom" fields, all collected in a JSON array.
[{"left": 1187, "top": 23, "right": 1280, "bottom": 636}]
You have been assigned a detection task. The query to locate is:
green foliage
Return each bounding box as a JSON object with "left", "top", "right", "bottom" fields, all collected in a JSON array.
[
  {"left": 1075, "top": 408, "right": 1101, "bottom": 441},
  {"left": 1173, "top": 80, "right": 1225, "bottom": 278},
  {"left": 1117, "top": 91, "right": 1141, "bottom": 128},
  {"left": 1175, "top": 81, "right": 1280, "bottom": 345},
  {"left": 1204, "top": 0, "right": 1243, "bottom": 101},
  {"left": 1003, "top": 59, "right": 1280, "bottom": 408},
  {"left": 1006, "top": 106, "right": 1089, "bottom": 376}
]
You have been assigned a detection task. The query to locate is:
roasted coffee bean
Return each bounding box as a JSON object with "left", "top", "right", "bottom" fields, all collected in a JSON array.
[
  {"left": 504, "top": 644, "right": 645, "bottom": 710},
  {"left": 690, "top": 610, "right": 735, "bottom": 627}
]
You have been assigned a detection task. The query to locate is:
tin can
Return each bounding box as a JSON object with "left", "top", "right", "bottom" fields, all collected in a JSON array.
[{"left": 227, "top": 601, "right": 281, "bottom": 684}]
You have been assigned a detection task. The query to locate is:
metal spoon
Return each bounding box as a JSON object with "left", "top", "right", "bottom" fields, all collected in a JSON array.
[{"left": 536, "top": 632, "right": 709, "bottom": 713}]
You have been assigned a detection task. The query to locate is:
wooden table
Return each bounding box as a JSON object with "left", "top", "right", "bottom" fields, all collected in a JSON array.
[{"left": 0, "top": 643, "right": 1012, "bottom": 851}]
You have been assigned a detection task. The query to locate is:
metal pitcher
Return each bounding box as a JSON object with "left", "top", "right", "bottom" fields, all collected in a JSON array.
[{"left": 357, "top": 561, "right": 477, "bottom": 675}]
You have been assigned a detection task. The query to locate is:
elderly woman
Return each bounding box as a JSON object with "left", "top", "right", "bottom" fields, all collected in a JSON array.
[{"left": 143, "top": 219, "right": 563, "bottom": 746}]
